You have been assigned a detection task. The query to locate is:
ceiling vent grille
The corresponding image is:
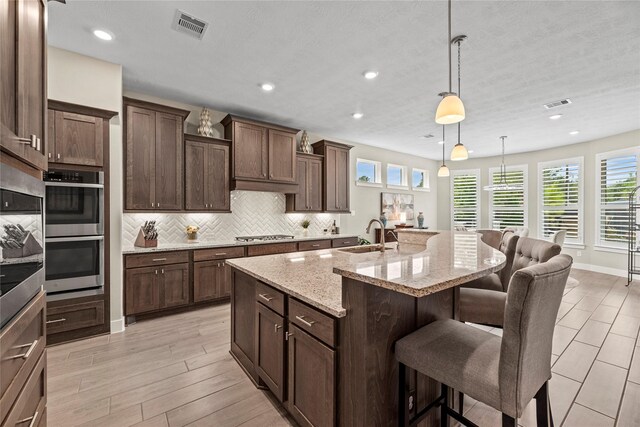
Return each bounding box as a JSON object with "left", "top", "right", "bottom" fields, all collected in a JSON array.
[
  {"left": 543, "top": 98, "right": 572, "bottom": 109},
  {"left": 172, "top": 10, "right": 209, "bottom": 40}
]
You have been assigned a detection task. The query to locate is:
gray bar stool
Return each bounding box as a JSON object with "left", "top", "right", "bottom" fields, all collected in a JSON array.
[
  {"left": 463, "top": 231, "right": 519, "bottom": 292},
  {"left": 396, "top": 254, "right": 573, "bottom": 427}
]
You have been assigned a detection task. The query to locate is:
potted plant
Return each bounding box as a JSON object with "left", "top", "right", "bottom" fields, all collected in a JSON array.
[
  {"left": 301, "top": 219, "right": 311, "bottom": 235},
  {"left": 186, "top": 225, "right": 199, "bottom": 241}
]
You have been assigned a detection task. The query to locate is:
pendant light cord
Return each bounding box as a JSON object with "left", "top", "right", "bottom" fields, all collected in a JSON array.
[
  {"left": 448, "top": 0, "right": 452, "bottom": 93},
  {"left": 442, "top": 126, "right": 446, "bottom": 166},
  {"left": 456, "top": 39, "right": 462, "bottom": 145}
]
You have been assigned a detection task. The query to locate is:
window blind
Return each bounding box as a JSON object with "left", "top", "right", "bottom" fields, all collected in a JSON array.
[
  {"left": 451, "top": 171, "right": 480, "bottom": 229},
  {"left": 539, "top": 160, "right": 582, "bottom": 243},
  {"left": 489, "top": 167, "right": 526, "bottom": 229}
]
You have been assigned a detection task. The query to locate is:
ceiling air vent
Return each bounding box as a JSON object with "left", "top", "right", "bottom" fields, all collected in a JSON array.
[
  {"left": 543, "top": 98, "right": 572, "bottom": 109},
  {"left": 172, "top": 10, "right": 209, "bottom": 40}
]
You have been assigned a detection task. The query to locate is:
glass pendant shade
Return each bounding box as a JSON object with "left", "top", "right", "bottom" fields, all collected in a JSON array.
[
  {"left": 450, "top": 142, "right": 468, "bottom": 161},
  {"left": 438, "top": 164, "right": 450, "bottom": 177},
  {"left": 435, "top": 94, "right": 465, "bottom": 124}
]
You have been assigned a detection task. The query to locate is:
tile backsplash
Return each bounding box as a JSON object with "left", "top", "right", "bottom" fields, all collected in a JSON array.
[{"left": 122, "top": 191, "right": 340, "bottom": 246}]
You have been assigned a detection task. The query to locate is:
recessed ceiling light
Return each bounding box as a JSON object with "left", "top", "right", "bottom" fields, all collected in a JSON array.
[
  {"left": 93, "top": 29, "right": 113, "bottom": 41},
  {"left": 363, "top": 71, "right": 379, "bottom": 80},
  {"left": 549, "top": 114, "right": 563, "bottom": 120},
  {"left": 569, "top": 130, "right": 579, "bottom": 135},
  {"left": 352, "top": 112, "right": 364, "bottom": 119},
  {"left": 261, "top": 83, "right": 275, "bottom": 92}
]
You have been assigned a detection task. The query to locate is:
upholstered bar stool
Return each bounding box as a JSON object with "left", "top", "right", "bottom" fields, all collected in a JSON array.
[
  {"left": 476, "top": 229, "right": 502, "bottom": 250},
  {"left": 396, "top": 254, "right": 573, "bottom": 427},
  {"left": 459, "top": 236, "right": 562, "bottom": 327},
  {"left": 462, "top": 231, "right": 519, "bottom": 292}
]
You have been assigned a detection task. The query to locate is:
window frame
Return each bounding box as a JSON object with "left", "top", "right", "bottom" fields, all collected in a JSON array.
[
  {"left": 450, "top": 168, "right": 481, "bottom": 230},
  {"left": 386, "top": 163, "right": 409, "bottom": 189},
  {"left": 411, "top": 168, "right": 430, "bottom": 192},
  {"left": 595, "top": 147, "right": 640, "bottom": 252},
  {"left": 537, "top": 156, "right": 584, "bottom": 247},
  {"left": 355, "top": 158, "right": 383, "bottom": 187},
  {"left": 488, "top": 164, "right": 528, "bottom": 230}
]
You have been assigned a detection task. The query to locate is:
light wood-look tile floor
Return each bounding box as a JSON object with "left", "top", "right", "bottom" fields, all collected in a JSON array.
[{"left": 47, "top": 269, "right": 640, "bottom": 427}]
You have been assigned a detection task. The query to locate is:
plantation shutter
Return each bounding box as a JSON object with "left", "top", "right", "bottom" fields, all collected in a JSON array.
[
  {"left": 540, "top": 160, "right": 582, "bottom": 243},
  {"left": 451, "top": 171, "right": 480, "bottom": 229},
  {"left": 489, "top": 167, "right": 526, "bottom": 229}
]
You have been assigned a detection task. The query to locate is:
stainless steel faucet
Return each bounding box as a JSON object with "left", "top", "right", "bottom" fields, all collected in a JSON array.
[{"left": 366, "top": 219, "right": 386, "bottom": 252}]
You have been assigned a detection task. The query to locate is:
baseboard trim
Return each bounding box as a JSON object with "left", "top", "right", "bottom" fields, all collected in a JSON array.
[
  {"left": 110, "top": 317, "right": 125, "bottom": 333},
  {"left": 572, "top": 262, "right": 627, "bottom": 278}
]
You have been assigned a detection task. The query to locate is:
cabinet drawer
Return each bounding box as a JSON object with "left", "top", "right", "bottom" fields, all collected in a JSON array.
[
  {"left": 247, "top": 242, "right": 298, "bottom": 257},
  {"left": 2, "top": 351, "right": 46, "bottom": 427},
  {"left": 255, "top": 282, "right": 285, "bottom": 316},
  {"left": 298, "top": 240, "right": 331, "bottom": 252},
  {"left": 46, "top": 300, "right": 105, "bottom": 335},
  {"left": 331, "top": 237, "right": 359, "bottom": 248},
  {"left": 289, "top": 298, "right": 336, "bottom": 348},
  {"left": 125, "top": 251, "right": 189, "bottom": 268},
  {"left": 0, "top": 292, "right": 45, "bottom": 424},
  {"left": 194, "top": 246, "right": 245, "bottom": 262}
]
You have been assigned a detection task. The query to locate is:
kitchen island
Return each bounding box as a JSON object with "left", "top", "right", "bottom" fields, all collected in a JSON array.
[{"left": 227, "top": 230, "right": 505, "bottom": 427}]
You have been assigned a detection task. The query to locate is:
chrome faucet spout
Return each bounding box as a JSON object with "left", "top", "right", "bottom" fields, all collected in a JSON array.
[{"left": 365, "top": 219, "right": 386, "bottom": 252}]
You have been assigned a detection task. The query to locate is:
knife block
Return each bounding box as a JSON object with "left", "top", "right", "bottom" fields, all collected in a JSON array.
[
  {"left": 2, "top": 232, "right": 43, "bottom": 258},
  {"left": 134, "top": 227, "right": 158, "bottom": 248}
]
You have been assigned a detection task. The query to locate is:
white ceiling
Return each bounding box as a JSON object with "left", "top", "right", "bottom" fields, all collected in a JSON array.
[{"left": 47, "top": 1, "right": 640, "bottom": 160}]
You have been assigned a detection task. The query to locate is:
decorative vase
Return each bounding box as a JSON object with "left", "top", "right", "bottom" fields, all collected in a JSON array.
[
  {"left": 299, "top": 130, "right": 312, "bottom": 154},
  {"left": 379, "top": 212, "right": 387, "bottom": 228},
  {"left": 187, "top": 231, "right": 198, "bottom": 241},
  {"left": 302, "top": 228, "right": 309, "bottom": 236},
  {"left": 197, "top": 108, "right": 214, "bottom": 137},
  {"left": 417, "top": 212, "right": 425, "bottom": 229}
]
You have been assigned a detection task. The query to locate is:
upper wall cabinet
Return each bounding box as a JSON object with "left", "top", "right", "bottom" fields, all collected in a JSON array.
[
  {"left": 48, "top": 100, "right": 117, "bottom": 167},
  {"left": 124, "top": 97, "right": 190, "bottom": 211},
  {"left": 185, "top": 134, "right": 231, "bottom": 212},
  {"left": 286, "top": 153, "right": 323, "bottom": 212},
  {"left": 222, "top": 115, "right": 298, "bottom": 193},
  {"left": 1, "top": 0, "right": 48, "bottom": 171},
  {"left": 312, "top": 140, "right": 353, "bottom": 213}
]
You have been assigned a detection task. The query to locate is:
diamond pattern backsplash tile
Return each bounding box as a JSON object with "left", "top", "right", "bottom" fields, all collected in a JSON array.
[{"left": 122, "top": 191, "right": 341, "bottom": 245}]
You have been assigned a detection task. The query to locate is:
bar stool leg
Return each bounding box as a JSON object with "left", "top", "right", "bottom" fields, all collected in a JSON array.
[
  {"left": 535, "top": 381, "right": 552, "bottom": 427},
  {"left": 399, "top": 363, "right": 409, "bottom": 427},
  {"left": 441, "top": 384, "right": 450, "bottom": 427},
  {"left": 502, "top": 414, "right": 516, "bottom": 427},
  {"left": 458, "top": 391, "right": 464, "bottom": 414}
]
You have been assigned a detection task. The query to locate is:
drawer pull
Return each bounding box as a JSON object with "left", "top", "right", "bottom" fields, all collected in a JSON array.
[
  {"left": 274, "top": 323, "right": 283, "bottom": 333},
  {"left": 258, "top": 293, "right": 274, "bottom": 302},
  {"left": 5, "top": 339, "right": 38, "bottom": 360},
  {"left": 152, "top": 258, "right": 167, "bottom": 262},
  {"left": 285, "top": 331, "right": 294, "bottom": 340},
  {"left": 311, "top": 244, "right": 320, "bottom": 247},
  {"left": 215, "top": 253, "right": 227, "bottom": 256},
  {"left": 296, "top": 315, "right": 316, "bottom": 327},
  {"left": 18, "top": 410, "right": 38, "bottom": 427},
  {"left": 46, "top": 318, "right": 66, "bottom": 324}
]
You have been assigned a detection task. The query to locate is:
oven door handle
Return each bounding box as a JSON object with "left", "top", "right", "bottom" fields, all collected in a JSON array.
[
  {"left": 45, "top": 182, "right": 104, "bottom": 189},
  {"left": 46, "top": 235, "right": 104, "bottom": 243}
]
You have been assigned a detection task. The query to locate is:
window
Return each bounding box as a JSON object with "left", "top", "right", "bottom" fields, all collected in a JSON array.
[
  {"left": 538, "top": 157, "right": 583, "bottom": 245},
  {"left": 412, "top": 168, "right": 430, "bottom": 191},
  {"left": 451, "top": 169, "right": 480, "bottom": 229},
  {"left": 356, "top": 158, "right": 382, "bottom": 186},
  {"left": 387, "top": 164, "right": 408, "bottom": 188},
  {"left": 596, "top": 148, "right": 639, "bottom": 249},
  {"left": 488, "top": 165, "right": 527, "bottom": 230}
]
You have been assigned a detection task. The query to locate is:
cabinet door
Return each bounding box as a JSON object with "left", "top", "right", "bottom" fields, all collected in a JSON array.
[
  {"left": 293, "top": 158, "right": 308, "bottom": 211},
  {"left": 53, "top": 111, "right": 104, "bottom": 166},
  {"left": 307, "top": 157, "right": 323, "bottom": 211},
  {"left": 185, "top": 140, "right": 207, "bottom": 210},
  {"left": 161, "top": 263, "right": 189, "bottom": 308},
  {"left": 1, "top": 0, "right": 16, "bottom": 143},
  {"left": 193, "top": 260, "right": 227, "bottom": 302},
  {"left": 288, "top": 324, "right": 336, "bottom": 427},
  {"left": 207, "top": 143, "right": 230, "bottom": 211},
  {"left": 155, "top": 112, "right": 184, "bottom": 210},
  {"left": 233, "top": 122, "right": 267, "bottom": 180},
  {"left": 125, "top": 106, "right": 156, "bottom": 210},
  {"left": 231, "top": 269, "right": 258, "bottom": 382},
  {"left": 268, "top": 129, "right": 296, "bottom": 182},
  {"left": 324, "top": 146, "right": 349, "bottom": 212},
  {"left": 256, "top": 303, "right": 286, "bottom": 402},
  {"left": 125, "top": 266, "right": 160, "bottom": 315}
]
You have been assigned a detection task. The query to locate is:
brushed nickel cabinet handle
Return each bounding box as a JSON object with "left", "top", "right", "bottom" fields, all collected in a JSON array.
[
  {"left": 57, "top": 153, "right": 61, "bottom": 159},
  {"left": 4, "top": 339, "right": 38, "bottom": 360},
  {"left": 214, "top": 253, "right": 227, "bottom": 256},
  {"left": 258, "top": 293, "right": 274, "bottom": 302},
  {"left": 36, "top": 138, "right": 41, "bottom": 151},
  {"left": 46, "top": 318, "right": 66, "bottom": 324},
  {"left": 16, "top": 135, "right": 36, "bottom": 146},
  {"left": 18, "top": 410, "right": 38, "bottom": 427},
  {"left": 296, "top": 315, "right": 315, "bottom": 327},
  {"left": 274, "top": 324, "right": 283, "bottom": 333},
  {"left": 152, "top": 258, "right": 167, "bottom": 262},
  {"left": 161, "top": 268, "right": 164, "bottom": 274},
  {"left": 311, "top": 244, "right": 320, "bottom": 247},
  {"left": 48, "top": 153, "right": 52, "bottom": 159},
  {"left": 285, "top": 331, "right": 294, "bottom": 340},
  {"left": 155, "top": 270, "right": 158, "bottom": 275}
]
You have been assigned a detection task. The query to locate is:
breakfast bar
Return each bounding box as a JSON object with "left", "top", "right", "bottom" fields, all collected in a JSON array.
[{"left": 227, "top": 230, "right": 506, "bottom": 426}]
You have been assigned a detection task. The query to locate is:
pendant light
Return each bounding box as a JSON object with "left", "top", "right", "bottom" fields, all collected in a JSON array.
[
  {"left": 437, "top": 125, "right": 450, "bottom": 177},
  {"left": 483, "top": 136, "right": 523, "bottom": 191},
  {"left": 450, "top": 35, "right": 469, "bottom": 161},
  {"left": 435, "top": 0, "right": 465, "bottom": 125}
]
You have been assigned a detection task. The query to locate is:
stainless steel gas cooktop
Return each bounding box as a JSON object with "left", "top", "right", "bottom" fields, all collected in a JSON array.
[{"left": 235, "top": 234, "right": 295, "bottom": 242}]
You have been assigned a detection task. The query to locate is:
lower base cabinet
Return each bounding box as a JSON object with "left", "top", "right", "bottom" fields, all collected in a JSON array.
[
  {"left": 125, "top": 263, "right": 189, "bottom": 315},
  {"left": 255, "top": 303, "right": 285, "bottom": 402},
  {"left": 193, "top": 260, "right": 230, "bottom": 302}
]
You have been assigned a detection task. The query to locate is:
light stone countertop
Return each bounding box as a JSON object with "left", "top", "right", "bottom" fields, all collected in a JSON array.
[
  {"left": 121, "top": 233, "right": 360, "bottom": 254},
  {"left": 226, "top": 230, "right": 506, "bottom": 318}
]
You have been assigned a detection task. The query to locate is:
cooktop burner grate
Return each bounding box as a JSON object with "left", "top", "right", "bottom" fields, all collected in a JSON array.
[{"left": 235, "top": 234, "right": 295, "bottom": 242}]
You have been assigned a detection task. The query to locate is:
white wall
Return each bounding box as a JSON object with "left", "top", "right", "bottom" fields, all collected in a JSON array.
[
  {"left": 47, "top": 46, "right": 125, "bottom": 332},
  {"left": 437, "top": 130, "right": 640, "bottom": 275}
]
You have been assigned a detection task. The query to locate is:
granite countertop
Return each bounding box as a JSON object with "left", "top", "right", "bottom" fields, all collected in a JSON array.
[
  {"left": 226, "top": 230, "right": 506, "bottom": 318},
  {"left": 121, "top": 233, "right": 360, "bottom": 254},
  {"left": 0, "top": 253, "right": 44, "bottom": 265}
]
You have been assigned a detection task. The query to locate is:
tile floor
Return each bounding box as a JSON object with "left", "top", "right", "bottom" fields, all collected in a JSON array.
[{"left": 46, "top": 268, "right": 640, "bottom": 426}]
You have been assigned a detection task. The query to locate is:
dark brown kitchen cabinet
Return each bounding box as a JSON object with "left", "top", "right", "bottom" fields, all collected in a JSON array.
[
  {"left": 162, "top": 263, "right": 190, "bottom": 308},
  {"left": 124, "top": 97, "right": 190, "bottom": 211},
  {"left": 47, "top": 100, "right": 117, "bottom": 167},
  {"left": 125, "top": 262, "right": 189, "bottom": 316},
  {"left": 185, "top": 134, "right": 231, "bottom": 212},
  {"left": 312, "top": 140, "right": 352, "bottom": 213},
  {"left": 222, "top": 115, "right": 298, "bottom": 192},
  {"left": 286, "top": 153, "right": 323, "bottom": 212},
  {"left": 231, "top": 269, "right": 259, "bottom": 384},
  {"left": 256, "top": 303, "right": 286, "bottom": 402},
  {"left": 193, "top": 260, "right": 230, "bottom": 302},
  {"left": 287, "top": 323, "right": 336, "bottom": 427},
  {"left": 0, "top": 0, "right": 48, "bottom": 172}
]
